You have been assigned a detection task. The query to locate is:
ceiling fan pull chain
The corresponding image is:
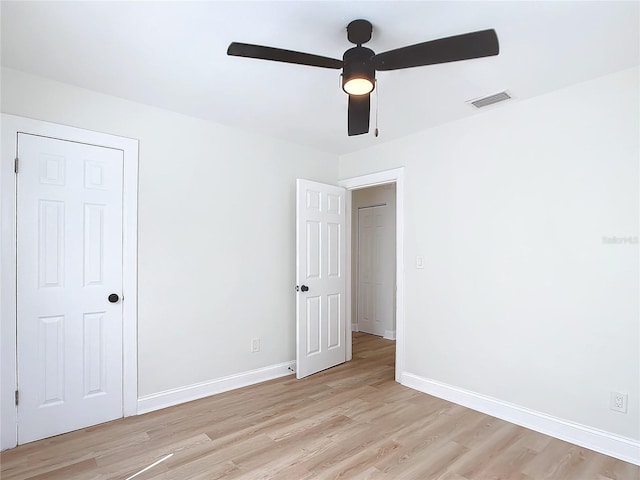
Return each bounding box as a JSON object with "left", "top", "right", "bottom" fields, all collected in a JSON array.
[{"left": 375, "top": 79, "right": 379, "bottom": 137}]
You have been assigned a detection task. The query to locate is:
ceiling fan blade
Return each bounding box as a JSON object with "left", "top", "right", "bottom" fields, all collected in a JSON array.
[
  {"left": 348, "top": 94, "right": 370, "bottom": 136},
  {"left": 373, "top": 29, "right": 499, "bottom": 71},
  {"left": 227, "top": 43, "right": 343, "bottom": 69}
]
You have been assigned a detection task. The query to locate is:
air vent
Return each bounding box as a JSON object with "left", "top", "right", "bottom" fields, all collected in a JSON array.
[{"left": 469, "top": 91, "right": 511, "bottom": 109}]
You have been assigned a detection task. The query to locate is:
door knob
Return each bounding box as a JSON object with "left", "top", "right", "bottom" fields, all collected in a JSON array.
[
  {"left": 108, "top": 293, "right": 120, "bottom": 303},
  {"left": 300, "top": 285, "right": 309, "bottom": 292}
]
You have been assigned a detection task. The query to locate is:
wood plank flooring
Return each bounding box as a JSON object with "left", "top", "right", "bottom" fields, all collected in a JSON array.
[{"left": 1, "top": 333, "right": 638, "bottom": 479}]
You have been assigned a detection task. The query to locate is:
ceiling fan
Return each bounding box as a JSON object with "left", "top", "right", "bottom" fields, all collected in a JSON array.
[{"left": 227, "top": 20, "right": 499, "bottom": 136}]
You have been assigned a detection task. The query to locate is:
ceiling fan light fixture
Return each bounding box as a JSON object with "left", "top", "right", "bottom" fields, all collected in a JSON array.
[
  {"left": 342, "top": 46, "right": 375, "bottom": 96},
  {"left": 343, "top": 77, "right": 374, "bottom": 95}
]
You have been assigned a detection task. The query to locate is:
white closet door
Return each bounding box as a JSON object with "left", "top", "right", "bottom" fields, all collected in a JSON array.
[{"left": 17, "top": 133, "right": 124, "bottom": 443}]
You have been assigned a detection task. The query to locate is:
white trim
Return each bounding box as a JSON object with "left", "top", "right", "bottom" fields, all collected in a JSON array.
[
  {"left": 351, "top": 323, "right": 359, "bottom": 332},
  {"left": 383, "top": 330, "right": 396, "bottom": 340},
  {"left": 137, "top": 361, "right": 295, "bottom": 415},
  {"left": 0, "top": 114, "right": 139, "bottom": 450},
  {"left": 403, "top": 372, "right": 640, "bottom": 466},
  {"left": 344, "top": 188, "right": 353, "bottom": 362},
  {"left": 339, "top": 167, "right": 405, "bottom": 382}
]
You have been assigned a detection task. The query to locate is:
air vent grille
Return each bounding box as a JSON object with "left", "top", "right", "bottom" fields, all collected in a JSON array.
[{"left": 469, "top": 91, "right": 511, "bottom": 109}]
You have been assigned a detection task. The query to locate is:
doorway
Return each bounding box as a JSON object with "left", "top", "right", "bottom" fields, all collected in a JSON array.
[
  {"left": 339, "top": 167, "right": 405, "bottom": 382},
  {"left": 352, "top": 184, "right": 396, "bottom": 339}
]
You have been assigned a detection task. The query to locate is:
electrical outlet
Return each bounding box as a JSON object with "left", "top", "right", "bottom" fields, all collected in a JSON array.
[
  {"left": 251, "top": 338, "right": 260, "bottom": 353},
  {"left": 610, "top": 392, "right": 628, "bottom": 413}
]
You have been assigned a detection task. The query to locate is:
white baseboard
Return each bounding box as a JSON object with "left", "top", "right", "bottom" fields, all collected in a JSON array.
[
  {"left": 138, "top": 361, "right": 295, "bottom": 415},
  {"left": 352, "top": 323, "right": 359, "bottom": 332},
  {"left": 383, "top": 330, "right": 396, "bottom": 340},
  {"left": 402, "top": 372, "right": 640, "bottom": 466}
]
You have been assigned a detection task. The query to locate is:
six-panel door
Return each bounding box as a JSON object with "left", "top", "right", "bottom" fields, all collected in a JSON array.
[
  {"left": 296, "top": 179, "right": 346, "bottom": 379},
  {"left": 16, "top": 133, "right": 124, "bottom": 443}
]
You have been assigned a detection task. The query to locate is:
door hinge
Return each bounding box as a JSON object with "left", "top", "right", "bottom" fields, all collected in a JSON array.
[
  {"left": 14, "top": 157, "right": 19, "bottom": 174},
  {"left": 15, "top": 390, "right": 19, "bottom": 406}
]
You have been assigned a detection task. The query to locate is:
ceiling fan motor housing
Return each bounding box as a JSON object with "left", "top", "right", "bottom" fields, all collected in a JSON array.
[{"left": 342, "top": 46, "right": 375, "bottom": 94}]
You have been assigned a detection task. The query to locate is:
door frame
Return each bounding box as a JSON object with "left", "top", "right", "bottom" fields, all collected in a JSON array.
[
  {"left": 1, "top": 114, "right": 139, "bottom": 450},
  {"left": 339, "top": 167, "right": 405, "bottom": 381}
]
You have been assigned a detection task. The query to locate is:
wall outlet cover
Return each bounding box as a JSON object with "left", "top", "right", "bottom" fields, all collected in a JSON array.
[{"left": 610, "top": 392, "right": 628, "bottom": 413}]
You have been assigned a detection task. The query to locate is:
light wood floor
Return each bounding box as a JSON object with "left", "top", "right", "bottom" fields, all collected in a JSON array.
[{"left": 1, "top": 333, "right": 638, "bottom": 479}]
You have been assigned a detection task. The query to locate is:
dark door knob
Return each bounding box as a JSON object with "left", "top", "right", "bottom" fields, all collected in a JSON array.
[
  {"left": 108, "top": 293, "right": 120, "bottom": 303},
  {"left": 300, "top": 285, "right": 309, "bottom": 292}
]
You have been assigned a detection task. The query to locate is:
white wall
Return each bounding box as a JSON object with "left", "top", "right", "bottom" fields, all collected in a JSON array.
[
  {"left": 340, "top": 67, "right": 639, "bottom": 443},
  {"left": 351, "top": 185, "right": 396, "bottom": 335},
  {"left": 1, "top": 68, "right": 339, "bottom": 398}
]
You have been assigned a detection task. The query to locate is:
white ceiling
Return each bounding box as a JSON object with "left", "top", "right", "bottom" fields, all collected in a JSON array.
[{"left": 1, "top": 1, "right": 638, "bottom": 155}]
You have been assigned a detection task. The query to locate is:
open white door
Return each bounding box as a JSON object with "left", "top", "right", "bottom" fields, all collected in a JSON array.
[{"left": 296, "top": 179, "right": 346, "bottom": 379}]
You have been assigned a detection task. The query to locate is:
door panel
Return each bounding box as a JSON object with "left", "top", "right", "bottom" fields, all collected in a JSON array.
[
  {"left": 83, "top": 312, "right": 107, "bottom": 397},
  {"left": 39, "top": 315, "right": 65, "bottom": 405},
  {"left": 39, "top": 200, "right": 65, "bottom": 286},
  {"left": 296, "top": 179, "right": 346, "bottom": 379},
  {"left": 17, "top": 133, "right": 124, "bottom": 444}
]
